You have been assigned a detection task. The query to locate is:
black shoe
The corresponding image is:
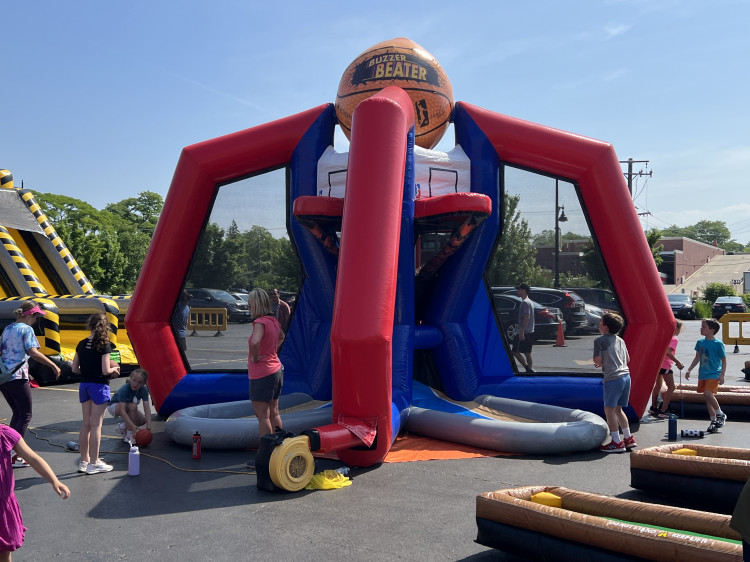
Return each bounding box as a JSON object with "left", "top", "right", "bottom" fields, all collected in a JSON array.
[
  {"left": 706, "top": 421, "right": 719, "bottom": 434},
  {"left": 715, "top": 413, "right": 726, "bottom": 427},
  {"left": 525, "top": 367, "right": 535, "bottom": 373}
]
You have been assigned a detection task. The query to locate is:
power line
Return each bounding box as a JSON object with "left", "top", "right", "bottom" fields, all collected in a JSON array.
[{"left": 619, "top": 158, "right": 652, "bottom": 196}]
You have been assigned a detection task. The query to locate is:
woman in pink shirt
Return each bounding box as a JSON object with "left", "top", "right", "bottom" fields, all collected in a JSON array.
[{"left": 248, "top": 288, "right": 286, "bottom": 437}]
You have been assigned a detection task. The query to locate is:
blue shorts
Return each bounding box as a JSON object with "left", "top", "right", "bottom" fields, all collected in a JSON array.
[
  {"left": 602, "top": 374, "right": 631, "bottom": 408},
  {"left": 79, "top": 382, "right": 111, "bottom": 405},
  {"left": 249, "top": 369, "right": 283, "bottom": 402}
]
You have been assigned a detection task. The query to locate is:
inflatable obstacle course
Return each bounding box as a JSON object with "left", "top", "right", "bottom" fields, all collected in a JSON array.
[{"left": 0, "top": 169, "right": 137, "bottom": 376}]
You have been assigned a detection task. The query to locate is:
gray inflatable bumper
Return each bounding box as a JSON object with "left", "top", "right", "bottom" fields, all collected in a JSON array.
[
  {"left": 165, "top": 393, "right": 333, "bottom": 450},
  {"left": 405, "top": 395, "right": 608, "bottom": 454}
]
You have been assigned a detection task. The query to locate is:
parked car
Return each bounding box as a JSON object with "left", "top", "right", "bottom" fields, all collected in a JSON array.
[
  {"left": 230, "top": 292, "right": 249, "bottom": 304},
  {"left": 667, "top": 293, "right": 696, "bottom": 320},
  {"left": 564, "top": 287, "right": 621, "bottom": 314},
  {"left": 491, "top": 292, "right": 566, "bottom": 340},
  {"left": 187, "top": 288, "right": 251, "bottom": 323},
  {"left": 581, "top": 303, "right": 604, "bottom": 333},
  {"left": 493, "top": 286, "right": 586, "bottom": 334},
  {"left": 712, "top": 296, "right": 747, "bottom": 319}
]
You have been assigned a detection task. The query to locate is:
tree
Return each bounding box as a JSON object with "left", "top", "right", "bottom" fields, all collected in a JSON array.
[
  {"left": 189, "top": 223, "right": 227, "bottom": 288},
  {"left": 34, "top": 192, "right": 123, "bottom": 294},
  {"left": 103, "top": 192, "right": 164, "bottom": 292},
  {"left": 531, "top": 230, "right": 556, "bottom": 247},
  {"left": 701, "top": 282, "right": 736, "bottom": 304},
  {"left": 486, "top": 193, "right": 542, "bottom": 286},
  {"left": 645, "top": 228, "right": 664, "bottom": 268},
  {"left": 532, "top": 229, "right": 589, "bottom": 247},
  {"left": 104, "top": 191, "right": 163, "bottom": 232},
  {"left": 187, "top": 222, "right": 302, "bottom": 293},
  {"left": 33, "top": 191, "right": 165, "bottom": 295},
  {"left": 660, "top": 220, "right": 736, "bottom": 248},
  {"left": 580, "top": 243, "right": 609, "bottom": 287}
]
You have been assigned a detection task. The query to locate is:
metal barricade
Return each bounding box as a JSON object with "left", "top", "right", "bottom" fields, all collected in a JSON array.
[
  {"left": 188, "top": 308, "right": 227, "bottom": 337},
  {"left": 720, "top": 312, "right": 750, "bottom": 353}
]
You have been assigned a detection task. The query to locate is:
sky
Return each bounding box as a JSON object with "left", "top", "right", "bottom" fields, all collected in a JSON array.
[{"left": 3, "top": 0, "right": 750, "bottom": 243}]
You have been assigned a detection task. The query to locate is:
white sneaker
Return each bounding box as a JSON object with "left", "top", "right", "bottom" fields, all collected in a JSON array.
[
  {"left": 78, "top": 460, "right": 89, "bottom": 473},
  {"left": 11, "top": 455, "right": 30, "bottom": 468},
  {"left": 86, "top": 459, "right": 114, "bottom": 474},
  {"left": 124, "top": 431, "right": 134, "bottom": 444},
  {"left": 116, "top": 423, "right": 127, "bottom": 437}
]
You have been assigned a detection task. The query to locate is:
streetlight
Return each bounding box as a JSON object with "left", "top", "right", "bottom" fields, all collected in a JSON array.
[{"left": 554, "top": 179, "right": 568, "bottom": 289}]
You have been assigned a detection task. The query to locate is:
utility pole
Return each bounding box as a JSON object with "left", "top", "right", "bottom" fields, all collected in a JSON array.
[{"left": 619, "top": 158, "right": 652, "bottom": 196}]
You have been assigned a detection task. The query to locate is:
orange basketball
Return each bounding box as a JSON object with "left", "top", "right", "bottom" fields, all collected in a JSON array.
[
  {"left": 335, "top": 37, "right": 453, "bottom": 149},
  {"left": 135, "top": 429, "right": 153, "bottom": 448}
]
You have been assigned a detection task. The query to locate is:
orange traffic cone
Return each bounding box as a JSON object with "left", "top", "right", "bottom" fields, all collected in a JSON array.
[{"left": 553, "top": 321, "right": 566, "bottom": 347}]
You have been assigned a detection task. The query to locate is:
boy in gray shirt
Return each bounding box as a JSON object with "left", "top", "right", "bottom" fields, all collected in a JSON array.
[{"left": 593, "top": 313, "right": 635, "bottom": 453}]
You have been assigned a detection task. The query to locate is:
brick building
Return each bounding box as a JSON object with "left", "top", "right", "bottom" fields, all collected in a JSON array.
[
  {"left": 535, "top": 236, "right": 724, "bottom": 285},
  {"left": 657, "top": 237, "right": 725, "bottom": 285}
]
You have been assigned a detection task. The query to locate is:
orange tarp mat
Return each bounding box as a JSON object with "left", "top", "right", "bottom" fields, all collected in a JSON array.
[
  {"left": 384, "top": 434, "right": 513, "bottom": 462},
  {"left": 313, "top": 433, "right": 514, "bottom": 463}
]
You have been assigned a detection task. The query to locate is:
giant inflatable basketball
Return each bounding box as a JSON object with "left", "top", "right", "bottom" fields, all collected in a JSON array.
[{"left": 335, "top": 37, "right": 453, "bottom": 149}]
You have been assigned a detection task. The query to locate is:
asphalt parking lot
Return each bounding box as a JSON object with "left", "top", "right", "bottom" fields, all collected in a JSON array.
[{"left": 3, "top": 319, "right": 749, "bottom": 561}]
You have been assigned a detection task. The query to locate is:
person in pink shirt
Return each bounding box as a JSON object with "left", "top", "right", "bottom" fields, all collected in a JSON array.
[
  {"left": 247, "top": 288, "right": 286, "bottom": 437},
  {"left": 649, "top": 320, "right": 684, "bottom": 418},
  {"left": 0, "top": 424, "right": 70, "bottom": 560}
]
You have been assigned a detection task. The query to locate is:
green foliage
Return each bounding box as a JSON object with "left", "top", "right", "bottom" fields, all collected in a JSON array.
[
  {"left": 579, "top": 243, "right": 610, "bottom": 287},
  {"left": 743, "top": 293, "right": 750, "bottom": 307},
  {"left": 723, "top": 240, "right": 746, "bottom": 253},
  {"left": 33, "top": 191, "right": 162, "bottom": 295},
  {"left": 694, "top": 300, "right": 712, "bottom": 319},
  {"left": 558, "top": 274, "right": 598, "bottom": 287},
  {"left": 533, "top": 229, "right": 591, "bottom": 248},
  {"left": 35, "top": 187, "right": 301, "bottom": 297},
  {"left": 660, "top": 219, "right": 748, "bottom": 251},
  {"left": 700, "top": 282, "right": 736, "bottom": 304},
  {"left": 188, "top": 223, "right": 301, "bottom": 293},
  {"left": 531, "top": 229, "right": 555, "bottom": 247},
  {"left": 486, "top": 193, "right": 542, "bottom": 286},
  {"left": 645, "top": 228, "right": 664, "bottom": 267}
]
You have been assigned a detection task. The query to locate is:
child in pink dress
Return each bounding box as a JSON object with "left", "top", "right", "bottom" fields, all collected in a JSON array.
[{"left": 0, "top": 425, "right": 70, "bottom": 560}]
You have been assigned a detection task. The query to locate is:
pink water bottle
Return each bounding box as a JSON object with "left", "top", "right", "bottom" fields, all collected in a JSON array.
[{"left": 192, "top": 431, "right": 202, "bottom": 459}]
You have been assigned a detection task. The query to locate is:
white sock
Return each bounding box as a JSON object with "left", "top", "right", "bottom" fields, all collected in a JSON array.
[
  {"left": 622, "top": 428, "right": 631, "bottom": 439},
  {"left": 611, "top": 431, "right": 620, "bottom": 443},
  {"left": 716, "top": 409, "right": 724, "bottom": 416}
]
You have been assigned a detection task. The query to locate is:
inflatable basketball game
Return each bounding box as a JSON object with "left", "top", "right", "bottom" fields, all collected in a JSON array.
[{"left": 127, "top": 38, "right": 674, "bottom": 489}]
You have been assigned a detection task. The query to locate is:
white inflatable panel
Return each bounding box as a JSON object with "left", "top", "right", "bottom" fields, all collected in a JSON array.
[{"left": 316, "top": 145, "right": 471, "bottom": 199}]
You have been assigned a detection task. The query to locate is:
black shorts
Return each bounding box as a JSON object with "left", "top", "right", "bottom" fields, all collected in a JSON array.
[
  {"left": 249, "top": 369, "right": 283, "bottom": 402},
  {"left": 659, "top": 368, "right": 674, "bottom": 375},
  {"left": 511, "top": 333, "right": 534, "bottom": 353}
]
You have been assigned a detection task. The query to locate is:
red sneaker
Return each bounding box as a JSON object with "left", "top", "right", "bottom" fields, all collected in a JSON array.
[
  {"left": 599, "top": 441, "right": 626, "bottom": 453},
  {"left": 623, "top": 436, "right": 637, "bottom": 450}
]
